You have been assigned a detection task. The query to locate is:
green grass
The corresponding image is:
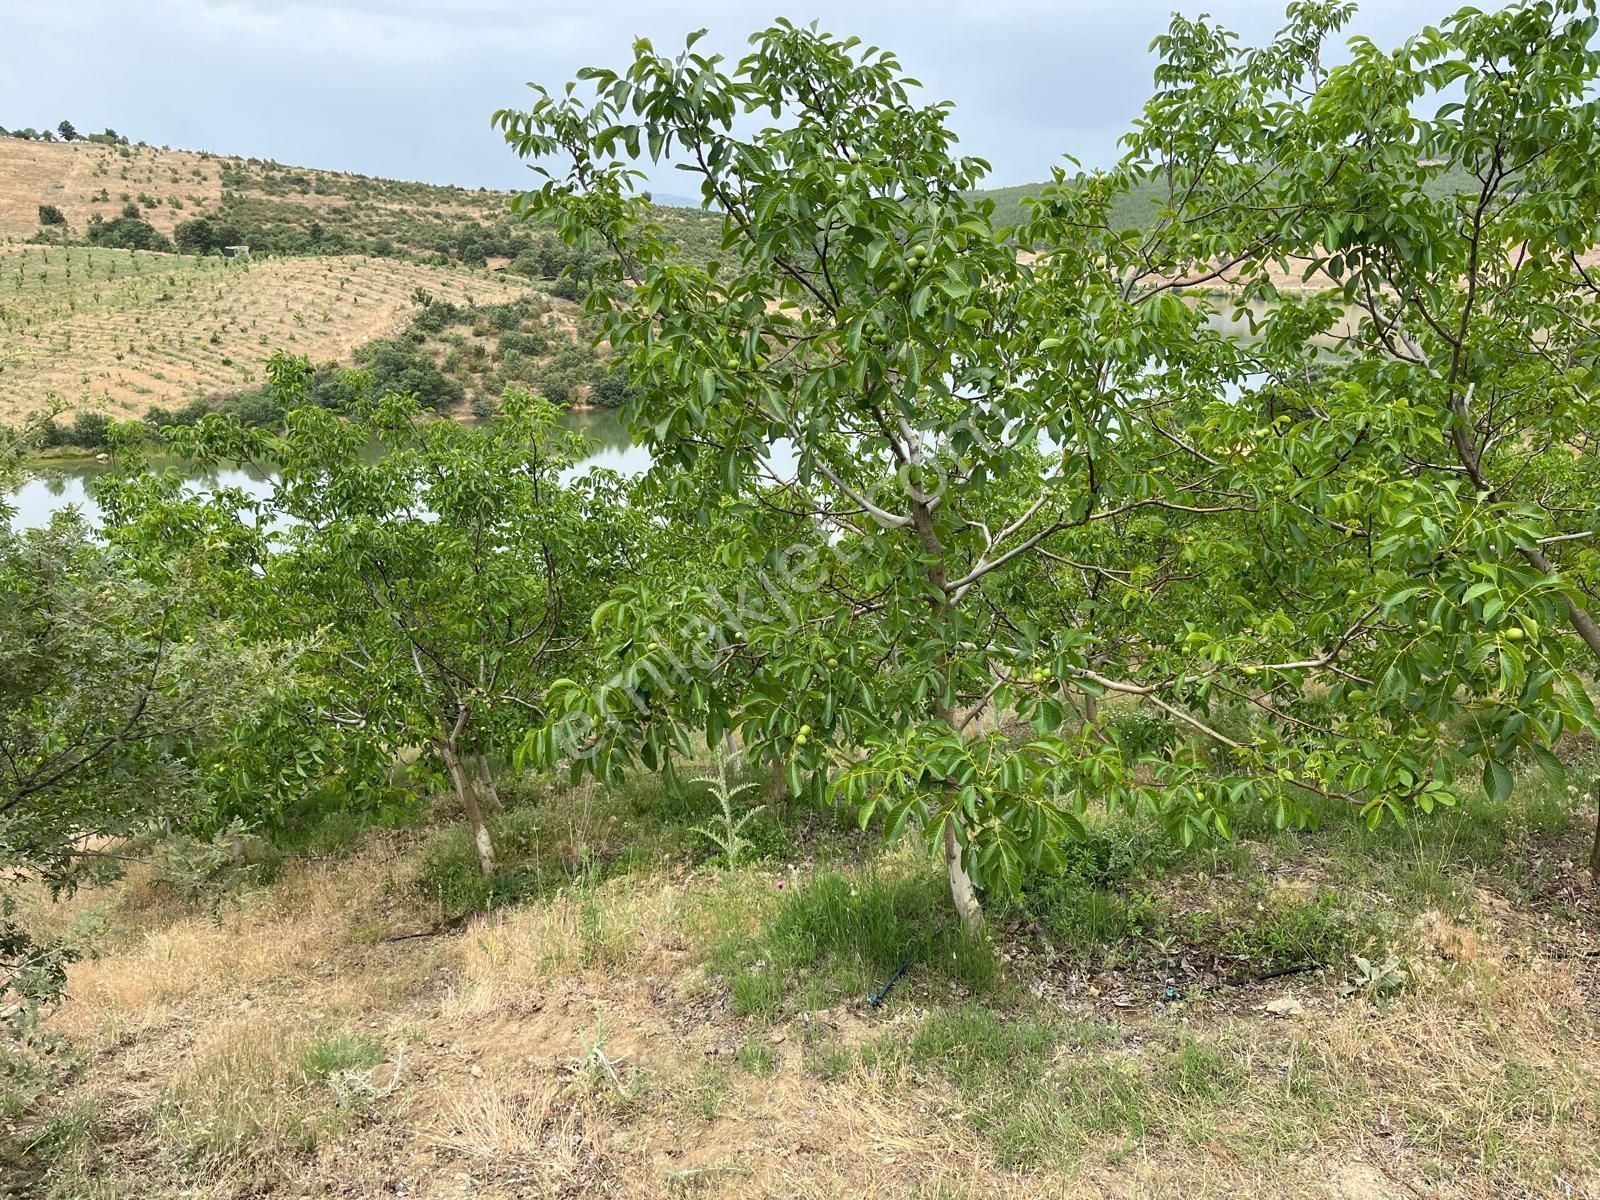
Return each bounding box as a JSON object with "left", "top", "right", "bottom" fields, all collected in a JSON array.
[
  {"left": 735, "top": 1036, "right": 777, "bottom": 1076},
  {"left": 705, "top": 866, "right": 1000, "bottom": 1020},
  {"left": 414, "top": 755, "right": 867, "bottom": 923},
  {"left": 301, "top": 1033, "right": 384, "bottom": 1080},
  {"left": 878, "top": 1005, "right": 1149, "bottom": 1169},
  {"left": 685, "top": 1064, "right": 728, "bottom": 1121}
]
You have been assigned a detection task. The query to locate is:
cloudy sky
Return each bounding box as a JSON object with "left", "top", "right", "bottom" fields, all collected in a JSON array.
[{"left": 6, "top": 2, "right": 1443, "bottom": 195}]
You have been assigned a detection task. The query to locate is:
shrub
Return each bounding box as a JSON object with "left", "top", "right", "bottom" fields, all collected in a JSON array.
[
  {"left": 37, "top": 204, "right": 65, "bottom": 228},
  {"left": 86, "top": 217, "right": 173, "bottom": 252},
  {"left": 174, "top": 217, "right": 244, "bottom": 255},
  {"left": 67, "top": 411, "right": 112, "bottom": 449},
  {"left": 353, "top": 340, "right": 465, "bottom": 411}
]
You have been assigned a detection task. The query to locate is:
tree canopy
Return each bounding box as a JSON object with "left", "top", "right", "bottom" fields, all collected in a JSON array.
[{"left": 498, "top": 4, "right": 1600, "bottom": 924}]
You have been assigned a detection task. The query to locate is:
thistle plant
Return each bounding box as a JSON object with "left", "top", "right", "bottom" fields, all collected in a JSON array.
[{"left": 689, "top": 750, "right": 764, "bottom": 868}]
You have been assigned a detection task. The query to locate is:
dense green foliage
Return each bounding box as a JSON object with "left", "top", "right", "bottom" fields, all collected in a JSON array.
[
  {"left": 0, "top": 416, "right": 269, "bottom": 1040},
  {"left": 85, "top": 214, "right": 173, "bottom": 252},
  {"left": 7, "top": 1, "right": 1600, "bottom": 1059},
  {"left": 499, "top": 4, "right": 1600, "bottom": 926},
  {"left": 99, "top": 356, "right": 643, "bottom": 873}
]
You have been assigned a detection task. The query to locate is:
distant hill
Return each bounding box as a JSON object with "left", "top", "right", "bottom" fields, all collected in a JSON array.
[
  {"left": 975, "top": 163, "right": 1485, "bottom": 238},
  {"left": 0, "top": 243, "right": 531, "bottom": 425},
  {"left": 0, "top": 132, "right": 1493, "bottom": 434},
  {"left": 0, "top": 135, "right": 690, "bottom": 430},
  {"left": 0, "top": 134, "right": 722, "bottom": 271}
]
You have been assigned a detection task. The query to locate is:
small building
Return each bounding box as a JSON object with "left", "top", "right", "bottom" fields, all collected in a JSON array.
[{"left": 222, "top": 244, "right": 251, "bottom": 260}]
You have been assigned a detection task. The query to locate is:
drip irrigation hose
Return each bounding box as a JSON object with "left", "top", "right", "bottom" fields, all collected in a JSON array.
[{"left": 867, "top": 958, "right": 914, "bottom": 1008}]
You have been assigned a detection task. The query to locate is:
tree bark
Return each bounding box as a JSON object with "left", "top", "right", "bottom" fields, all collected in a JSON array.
[
  {"left": 474, "top": 752, "right": 501, "bottom": 813},
  {"left": 441, "top": 741, "right": 495, "bottom": 877},
  {"left": 1589, "top": 780, "right": 1600, "bottom": 887},
  {"left": 943, "top": 815, "right": 982, "bottom": 936}
]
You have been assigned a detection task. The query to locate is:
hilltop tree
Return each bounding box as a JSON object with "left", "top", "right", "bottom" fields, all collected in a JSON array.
[
  {"left": 56, "top": 120, "right": 76, "bottom": 142},
  {"left": 501, "top": 11, "right": 1600, "bottom": 928}
]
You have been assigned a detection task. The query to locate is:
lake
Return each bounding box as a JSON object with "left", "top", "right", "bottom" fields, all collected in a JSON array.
[{"left": 6, "top": 407, "right": 650, "bottom": 532}]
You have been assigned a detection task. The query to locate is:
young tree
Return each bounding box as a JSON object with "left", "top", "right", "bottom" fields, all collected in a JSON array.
[
  {"left": 107, "top": 356, "right": 619, "bottom": 876},
  {"left": 1130, "top": 0, "right": 1600, "bottom": 852},
  {"left": 502, "top": 13, "right": 1600, "bottom": 928},
  {"left": 0, "top": 417, "right": 269, "bottom": 1039}
]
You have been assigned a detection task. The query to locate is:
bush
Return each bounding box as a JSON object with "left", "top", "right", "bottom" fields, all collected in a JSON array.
[
  {"left": 352, "top": 340, "right": 465, "bottom": 411},
  {"left": 591, "top": 368, "right": 635, "bottom": 408},
  {"left": 67, "top": 411, "right": 112, "bottom": 449},
  {"left": 37, "top": 204, "right": 65, "bottom": 228},
  {"left": 86, "top": 216, "right": 173, "bottom": 252},
  {"left": 497, "top": 330, "right": 548, "bottom": 357},
  {"left": 174, "top": 217, "right": 245, "bottom": 255}
]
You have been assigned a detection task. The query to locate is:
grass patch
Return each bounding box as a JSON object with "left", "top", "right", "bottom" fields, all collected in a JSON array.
[
  {"left": 413, "top": 757, "right": 841, "bottom": 922},
  {"left": 705, "top": 865, "right": 1000, "bottom": 1020},
  {"left": 156, "top": 1021, "right": 389, "bottom": 1173},
  {"left": 735, "top": 1036, "right": 777, "bottom": 1076},
  {"left": 684, "top": 1063, "right": 729, "bottom": 1121},
  {"left": 301, "top": 1032, "right": 384, "bottom": 1079},
  {"left": 879, "top": 1005, "right": 1149, "bottom": 1169}
]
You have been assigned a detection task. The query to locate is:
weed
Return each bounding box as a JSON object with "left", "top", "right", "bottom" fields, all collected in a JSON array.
[
  {"left": 735, "top": 1036, "right": 777, "bottom": 1075},
  {"left": 688, "top": 751, "right": 766, "bottom": 867},
  {"left": 301, "top": 1032, "right": 383, "bottom": 1079},
  {"left": 570, "top": 1018, "right": 642, "bottom": 1101},
  {"left": 1339, "top": 954, "right": 1407, "bottom": 1003},
  {"left": 686, "top": 1064, "right": 728, "bottom": 1120}
]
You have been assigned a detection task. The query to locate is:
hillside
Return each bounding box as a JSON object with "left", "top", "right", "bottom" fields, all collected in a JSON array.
[
  {"left": 977, "top": 164, "right": 1485, "bottom": 235},
  {"left": 0, "top": 244, "right": 527, "bottom": 424},
  {"left": 0, "top": 134, "right": 721, "bottom": 266},
  {"left": 0, "top": 133, "right": 669, "bottom": 430}
]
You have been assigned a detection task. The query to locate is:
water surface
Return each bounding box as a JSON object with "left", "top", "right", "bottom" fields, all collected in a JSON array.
[{"left": 7, "top": 407, "right": 644, "bottom": 532}]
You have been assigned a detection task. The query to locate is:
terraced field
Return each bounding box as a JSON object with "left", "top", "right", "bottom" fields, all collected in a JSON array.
[
  {"left": 0, "top": 140, "right": 225, "bottom": 242},
  {"left": 0, "top": 244, "right": 527, "bottom": 422}
]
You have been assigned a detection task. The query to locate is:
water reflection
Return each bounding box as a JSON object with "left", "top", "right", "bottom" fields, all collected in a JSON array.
[{"left": 7, "top": 408, "right": 644, "bottom": 532}]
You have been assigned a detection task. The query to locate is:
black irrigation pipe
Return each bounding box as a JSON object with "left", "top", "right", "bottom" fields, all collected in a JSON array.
[
  {"left": 865, "top": 915, "right": 961, "bottom": 1008},
  {"left": 867, "top": 959, "right": 914, "bottom": 1008}
]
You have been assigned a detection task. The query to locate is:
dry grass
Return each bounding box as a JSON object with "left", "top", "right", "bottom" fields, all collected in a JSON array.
[
  {"left": 0, "top": 244, "right": 525, "bottom": 423},
  {"left": 0, "top": 141, "right": 223, "bottom": 241},
  {"left": 12, "top": 790, "right": 1600, "bottom": 1199}
]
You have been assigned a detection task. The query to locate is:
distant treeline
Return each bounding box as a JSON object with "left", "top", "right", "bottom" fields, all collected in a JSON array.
[{"left": 3, "top": 120, "right": 129, "bottom": 145}]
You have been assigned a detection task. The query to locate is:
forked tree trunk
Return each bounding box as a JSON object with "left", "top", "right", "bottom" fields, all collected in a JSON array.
[{"left": 440, "top": 740, "right": 495, "bottom": 877}]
